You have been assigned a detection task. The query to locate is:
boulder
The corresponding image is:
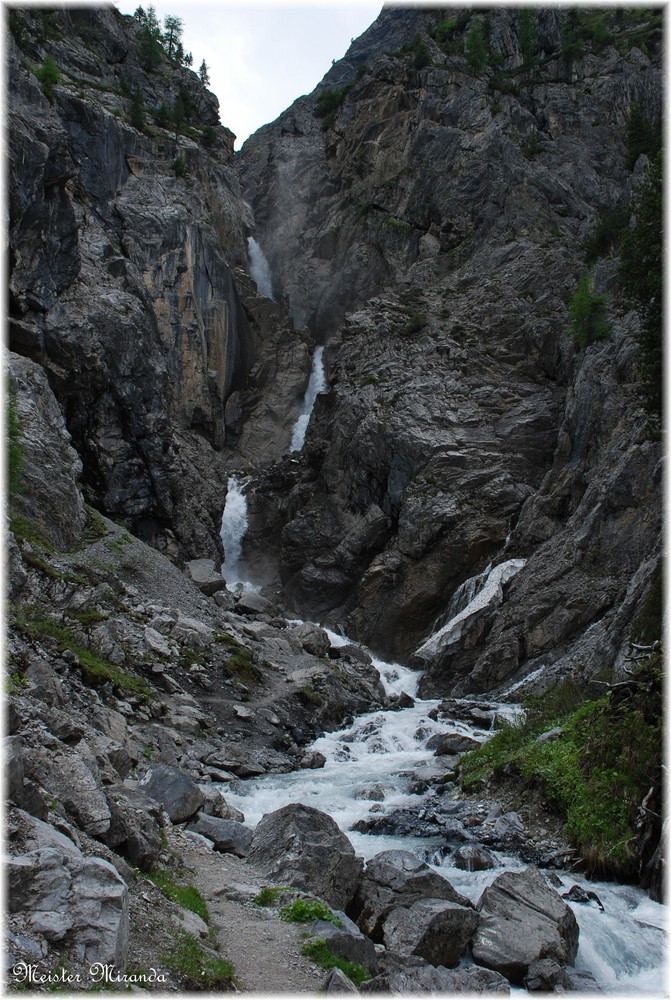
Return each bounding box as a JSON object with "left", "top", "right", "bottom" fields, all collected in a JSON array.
[
  {"left": 138, "top": 765, "right": 204, "bottom": 823},
  {"left": 323, "top": 967, "right": 359, "bottom": 993},
  {"left": 235, "top": 590, "right": 274, "bottom": 616},
  {"left": 300, "top": 750, "right": 327, "bottom": 770},
  {"left": 452, "top": 844, "right": 498, "bottom": 871},
  {"left": 27, "top": 745, "right": 111, "bottom": 836},
  {"left": 287, "top": 622, "right": 332, "bottom": 657},
  {"left": 185, "top": 559, "right": 226, "bottom": 596},
  {"left": 8, "top": 846, "right": 128, "bottom": 967},
  {"left": 426, "top": 732, "right": 480, "bottom": 755},
  {"left": 348, "top": 850, "right": 472, "bottom": 942},
  {"left": 171, "top": 615, "right": 214, "bottom": 649},
  {"left": 247, "top": 804, "right": 363, "bottom": 909},
  {"left": 383, "top": 898, "right": 479, "bottom": 967},
  {"left": 472, "top": 867, "right": 579, "bottom": 983},
  {"left": 361, "top": 963, "right": 509, "bottom": 993},
  {"left": 185, "top": 814, "right": 253, "bottom": 857},
  {"left": 197, "top": 784, "right": 244, "bottom": 821},
  {"left": 310, "top": 913, "right": 378, "bottom": 972},
  {"left": 213, "top": 589, "right": 235, "bottom": 610},
  {"left": 103, "top": 786, "right": 163, "bottom": 870}
]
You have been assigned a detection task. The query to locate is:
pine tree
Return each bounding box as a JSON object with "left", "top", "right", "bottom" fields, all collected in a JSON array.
[
  {"left": 163, "top": 14, "right": 183, "bottom": 61},
  {"left": 465, "top": 17, "right": 487, "bottom": 75},
  {"left": 199, "top": 59, "right": 210, "bottom": 86},
  {"left": 519, "top": 9, "right": 537, "bottom": 68},
  {"left": 137, "top": 4, "right": 163, "bottom": 70},
  {"left": 567, "top": 274, "right": 611, "bottom": 347}
]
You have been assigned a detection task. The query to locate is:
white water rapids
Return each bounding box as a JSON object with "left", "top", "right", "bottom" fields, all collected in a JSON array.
[
  {"left": 289, "top": 345, "right": 326, "bottom": 452},
  {"left": 222, "top": 626, "right": 668, "bottom": 995}
]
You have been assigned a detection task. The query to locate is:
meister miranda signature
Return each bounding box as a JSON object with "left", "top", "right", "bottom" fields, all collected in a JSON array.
[{"left": 12, "top": 962, "right": 169, "bottom": 986}]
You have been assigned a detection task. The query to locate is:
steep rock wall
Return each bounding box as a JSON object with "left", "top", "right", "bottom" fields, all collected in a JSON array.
[
  {"left": 7, "top": 6, "right": 307, "bottom": 559},
  {"left": 238, "top": 7, "right": 662, "bottom": 693}
]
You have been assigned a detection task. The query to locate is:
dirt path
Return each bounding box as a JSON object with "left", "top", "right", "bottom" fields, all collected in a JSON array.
[{"left": 171, "top": 828, "right": 326, "bottom": 994}]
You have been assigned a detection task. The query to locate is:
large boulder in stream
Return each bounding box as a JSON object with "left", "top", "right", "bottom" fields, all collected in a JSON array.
[
  {"left": 138, "top": 765, "right": 204, "bottom": 824},
  {"left": 383, "top": 897, "right": 479, "bottom": 967},
  {"left": 472, "top": 866, "right": 579, "bottom": 983},
  {"left": 247, "top": 803, "right": 363, "bottom": 909},
  {"left": 347, "top": 849, "right": 472, "bottom": 942}
]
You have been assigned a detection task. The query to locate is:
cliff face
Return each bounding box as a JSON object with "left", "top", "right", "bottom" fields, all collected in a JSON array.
[
  {"left": 7, "top": 6, "right": 308, "bottom": 559},
  {"left": 238, "top": 6, "right": 663, "bottom": 694}
]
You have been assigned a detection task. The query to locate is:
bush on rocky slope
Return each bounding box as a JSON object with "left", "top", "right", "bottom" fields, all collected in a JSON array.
[{"left": 459, "top": 654, "right": 663, "bottom": 882}]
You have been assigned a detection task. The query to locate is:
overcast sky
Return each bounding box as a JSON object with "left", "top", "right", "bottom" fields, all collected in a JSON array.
[{"left": 115, "top": 1, "right": 383, "bottom": 147}]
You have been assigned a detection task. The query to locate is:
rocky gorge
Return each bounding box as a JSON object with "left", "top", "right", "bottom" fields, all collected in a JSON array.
[{"left": 5, "top": 4, "right": 665, "bottom": 995}]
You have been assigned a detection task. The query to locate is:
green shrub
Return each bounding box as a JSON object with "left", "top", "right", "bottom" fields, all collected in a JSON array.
[
  {"left": 625, "top": 101, "right": 661, "bottom": 171},
  {"left": 172, "top": 156, "right": 188, "bottom": 178},
  {"left": 161, "top": 932, "right": 233, "bottom": 988},
  {"left": 35, "top": 56, "right": 60, "bottom": 100},
  {"left": 567, "top": 274, "right": 611, "bottom": 346},
  {"left": 314, "top": 84, "right": 352, "bottom": 129},
  {"left": 298, "top": 684, "right": 323, "bottom": 706},
  {"left": 201, "top": 124, "right": 216, "bottom": 147},
  {"left": 253, "top": 885, "right": 293, "bottom": 906},
  {"left": 279, "top": 899, "right": 342, "bottom": 926},
  {"left": 401, "top": 313, "right": 428, "bottom": 337},
  {"left": 519, "top": 8, "right": 537, "bottom": 67},
  {"left": 489, "top": 72, "right": 519, "bottom": 96},
  {"left": 7, "top": 386, "right": 23, "bottom": 496},
  {"left": 459, "top": 658, "right": 662, "bottom": 878},
  {"left": 129, "top": 88, "right": 146, "bottom": 131},
  {"left": 583, "top": 204, "right": 630, "bottom": 264},
  {"left": 147, "top": 869, "right": 209, "bottom": 921},
  {"left": 301, "top": 939, "right": 370, "bottom": 987},
  {"left": 464, "top": 16, "right": 488, "bottom": 74},
  {"left": 619, "top": 152, "right": 662, "bottom": 428}
]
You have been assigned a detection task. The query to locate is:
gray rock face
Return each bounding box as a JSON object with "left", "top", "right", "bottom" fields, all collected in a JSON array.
[
  {"left": 472, "top": 867, "right": 579, "bottom": 983},
  {"left": 138, "top": 764, "right": 204, "bottom": 824},
  {"left": 185, "top": 814, "right": 253, "bottom": 857},
  {"left": 383, "top": 897, "right": 479, "bottom": 967},
  {"left": 361, "top": 962, "right": 510, "bottom": 994},
  {"left": 247, "top": 804, "right": 363, "bottom": 909},
  {"left": 348, "top": 850, "right": 472, "bottom": 942},
  {"left": 185, "top": 559, "right": 226, "bottom": 596},
  {"left": 323, "top": 967, "right": 359, "bottom": 994},
  {"left": 238, "top": 6, "right": 662, "bottom": 693},
  {"left": 287, "top": 622, "right": 332, "bottom": 657},
  {"left": 8, "top": 352, "right": 86, "bottom": 550},
  {"left": 28, "top": 744, "right": 110, "bottom": 837}
]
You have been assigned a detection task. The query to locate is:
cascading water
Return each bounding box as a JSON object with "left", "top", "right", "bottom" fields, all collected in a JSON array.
[
  {"left": 247, "top": 236, "right": 274, "bottom": 299},
  {"left": 219, "top": 476, "right": 249, "bottom": 585},
  {"left": 223, "top": 626, "right": 667, "bottom": 995},
  {"left": 288, "top": 345, "right": 326, "bottom": 452}
]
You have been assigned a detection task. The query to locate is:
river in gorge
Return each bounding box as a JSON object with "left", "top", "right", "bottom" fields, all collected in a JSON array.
[{"left": 222, "top": 627, "right": 667, "bottom": 996}]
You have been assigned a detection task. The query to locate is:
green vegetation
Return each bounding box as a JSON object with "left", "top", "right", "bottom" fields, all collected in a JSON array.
[
  {"left": 314, "top": 83, "right": 353, "bottom": 130},
  {"left": 629, "top": 563, "right": 662, "bottom": 646},
  {"left": 400, "top": 33, "right": 431, "bottom": 70},
  {"left": 172, "top": 156, "right": 189, "bottom": 178},
  {"left": 129, "top": 87, "right": 146, "bottom": 131},
  {"left": 619, "top": 152, "right": 662, "bottom": 428},
  {"left": 519, "top": 9, "right": 537, "bottom": 67},
  {"left": 147, "top": 868, "right": 209, "bottom": 922},
  {"left": 400, "top": 313, "right": 428, "bottom": 337},
  {"left": 35, "top": 56, "right": 60, "bottom": 101},
  {"left": 567, "top": 274, "right": 611, "bottom": 347},
  {"left": 298, "top": 684, "right": 323, "bottom": 707},
  {"left": 625, "top": 101, "right": 661, "bottom": 171},
  {"left": 583, "top": 204, "right": 630, "bottom": 264},
  {"left": 7, "top": 386, "right": 23, "bottom": 496},
  {"left": 217, "top": 633, "right": 262, "bottom": 683},
  {"left": 464, "top": 16, "right": 488, "bottom": 74},
  {"left": 15, "top": 605, "right": 152, "bottom": 699},
  {"left": 161, "top": 932, "right": 234, "bottom": 989},
  {"left": 280, "top": 898, "right": 343, "bottom": 926},
  {"left": 301, "top": 939, "right": 370, "bottom": 987},
  {"left": 459, "top": 659, "right": 662, "bottom": 878},
  {"left": 253, "top": 885, "right": 294, "bottom": 906}
]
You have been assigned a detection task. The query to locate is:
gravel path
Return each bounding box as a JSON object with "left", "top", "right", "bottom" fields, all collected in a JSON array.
[{"left": 172, "top": 828, "right": 325, "bottom": 994}]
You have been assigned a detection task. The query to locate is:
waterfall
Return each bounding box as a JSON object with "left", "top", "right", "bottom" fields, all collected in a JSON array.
[
  {"left": 415, "top": 559, "right": 526, "bottom": 662},
  {"left": 288, "top": 346, "right": 326, "bottom": 452},
  {"left": 220, "top": 476, "right": 249, "bottom": 584},
  {"left": 247, "top": 236, "right": 274, "bottom": 299}
]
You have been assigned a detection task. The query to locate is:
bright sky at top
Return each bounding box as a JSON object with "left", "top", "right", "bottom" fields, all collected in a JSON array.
[{"left": 115, "top": 1, "right": 383, "bottom": 147}]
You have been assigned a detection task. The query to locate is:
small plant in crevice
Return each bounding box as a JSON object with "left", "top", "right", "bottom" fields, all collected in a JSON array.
[
  {"left": 172, "top": 156, "right": 189, "bottom": 178},
  {"left": 35, "top": 56, "right": 60, "bottom": 101},
  {"left": 301, "top": 939, "right": 370, "bottom": 987}
]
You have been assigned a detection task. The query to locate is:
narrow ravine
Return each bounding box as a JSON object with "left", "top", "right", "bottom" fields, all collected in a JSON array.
[{"left": 223, "top": 628, "right": 667, "bottom": 995}]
